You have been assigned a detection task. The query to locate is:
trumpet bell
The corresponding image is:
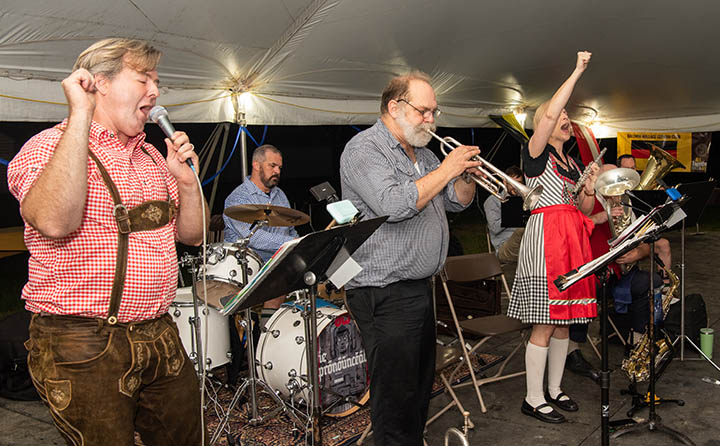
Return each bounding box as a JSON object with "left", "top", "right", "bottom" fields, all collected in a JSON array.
[
  {"left": 594, "top": 168, "right": 641, "bottom": 197},
  {"left": 522, "top": 184, "right": 544, "bottom": 211}
]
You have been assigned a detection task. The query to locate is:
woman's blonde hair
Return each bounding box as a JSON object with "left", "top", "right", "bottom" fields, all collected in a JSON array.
[
  {"left": 532, "top": 101, "right": 549, "bottom": 130},
  {"left": 73, "top": 38, "right": 161, "bottom": 78}
]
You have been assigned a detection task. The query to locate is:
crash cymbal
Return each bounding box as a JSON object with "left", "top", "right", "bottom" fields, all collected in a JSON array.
[{"left": 223, "top": 204, "right": 310, "bottom": 227}]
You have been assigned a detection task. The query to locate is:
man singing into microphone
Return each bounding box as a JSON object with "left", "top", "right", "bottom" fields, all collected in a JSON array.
[{"left": 7, "top": 38, "right": 208, "bottom": 445}]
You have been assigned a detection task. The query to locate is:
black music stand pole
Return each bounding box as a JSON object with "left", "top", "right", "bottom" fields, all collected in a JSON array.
[
  {"left": 611, "top": 238, "right": 695, "bottom": 445},
  {"left": 596, "top": 267, "right": 612, "bottom": 446}
]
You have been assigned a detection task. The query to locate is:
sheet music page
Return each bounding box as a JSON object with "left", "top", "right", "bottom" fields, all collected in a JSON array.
[
  {"left": 220, "top": 236, "right": 304, "bottom": 315},
  {"left": 609, "top": 208, "right": 656, "bottom": 248},
  {"left": 558, "top": 222, "right": 657, "bottom": 290}
]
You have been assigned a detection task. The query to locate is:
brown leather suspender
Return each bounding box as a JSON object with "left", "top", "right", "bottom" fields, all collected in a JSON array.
[{"left": 86, "top": 150, "right": 176, "bottom": 324}]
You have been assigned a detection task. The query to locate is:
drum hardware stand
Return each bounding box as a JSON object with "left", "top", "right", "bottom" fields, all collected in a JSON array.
[
  {"left": 217, "top": 217, "right": 386, "bottom": 446},
  {"left": 210, "top": 236, "right": 305, "bottom": 446},
  {"left": 178, "top": 252, "right": 206, "bottom": 378},
  {"left": 611, "top": 237, "right": 694, "bottom": 445}
]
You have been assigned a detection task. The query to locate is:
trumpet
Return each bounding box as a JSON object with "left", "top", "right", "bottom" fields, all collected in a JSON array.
[{"left": 426, "top": 130, "right": 543, "bottom": 211}]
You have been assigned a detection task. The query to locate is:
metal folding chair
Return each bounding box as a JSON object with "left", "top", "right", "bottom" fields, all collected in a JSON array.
[{"left": 431, "top": 253, "right": 530, "bottom": 415}]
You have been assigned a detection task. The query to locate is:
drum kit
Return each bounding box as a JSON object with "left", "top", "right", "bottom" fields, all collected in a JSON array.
[{"left": 173, "top": 204, "right": 368, "bottom": 445}]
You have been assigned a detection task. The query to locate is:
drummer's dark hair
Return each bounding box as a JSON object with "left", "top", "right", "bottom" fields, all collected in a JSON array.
[{"left": 252, "top": 144, "right": 282, "bottom": 162}]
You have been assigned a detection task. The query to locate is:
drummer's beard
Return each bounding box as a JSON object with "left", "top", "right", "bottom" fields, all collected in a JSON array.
[{"left": 261, "top": 171, "right": 280, "bottom": 190}]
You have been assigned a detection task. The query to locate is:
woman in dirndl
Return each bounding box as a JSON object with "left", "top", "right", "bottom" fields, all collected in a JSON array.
[{"left": 508, "top": 51, "right": 599, "bottom": 424}]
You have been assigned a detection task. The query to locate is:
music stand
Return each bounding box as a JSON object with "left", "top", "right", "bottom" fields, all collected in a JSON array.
[
  {"left": 218, "top": 216, "right": 386, "bottom": 445},
  {"left": 555, "top": 199, "right": 693, "bottom": 446},
  {"left": 673, "top": 180, "right": 719, "bottom": 366}
]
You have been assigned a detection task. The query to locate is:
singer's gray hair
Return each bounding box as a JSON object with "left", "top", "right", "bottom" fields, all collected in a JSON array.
[
  {"left": 73, "top": 38, "right": 161, "bottom": 78},
  {"left": 252, "top": 144, "right": 282, "bottom": 163}
]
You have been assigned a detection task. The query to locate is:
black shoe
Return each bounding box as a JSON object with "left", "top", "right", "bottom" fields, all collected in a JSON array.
[
  {"left": 521, "top": 400, "right": 567, "bottom": 424},
  {"left": 545, "top": 391, "right": 579, "bottom": 412},
  {"left": 566, "top": 349, "right": 600, "bottom": 383}
]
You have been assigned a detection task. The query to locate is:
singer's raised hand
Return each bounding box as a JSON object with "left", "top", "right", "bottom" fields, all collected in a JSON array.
[
  {"left": 165, "top": 131, "right": 199, "bottom": 185},
  {"left": 62, "top": 68, "right": 96, "bottom": 116},
  {"left": 576, "top": 51, "right": 592, "bottom": 73}
]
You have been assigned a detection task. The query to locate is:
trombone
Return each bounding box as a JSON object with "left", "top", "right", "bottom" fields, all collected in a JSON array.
[{"left": 426, "top": 130, "right": 543, "bottom": 211}]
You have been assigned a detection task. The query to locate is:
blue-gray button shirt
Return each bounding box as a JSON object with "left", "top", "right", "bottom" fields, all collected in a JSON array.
[
  {"left": 223, "top": 177, "right": 298, "bottom": 263},
  {"left": 340, "top": 118, "right": 469, "bottom": 289}
]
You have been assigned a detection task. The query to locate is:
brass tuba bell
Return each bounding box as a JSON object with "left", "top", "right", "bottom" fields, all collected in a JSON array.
[
  {"left": 637, "top": 144, "right": 685, "bottom": 190},
  {"left": 594, "top": 167, "right": 640, "bottom": 240}
]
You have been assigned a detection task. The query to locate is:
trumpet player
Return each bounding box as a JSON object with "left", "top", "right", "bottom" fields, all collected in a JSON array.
[
  {"left": 507, "top": 51, "right": 598, "bottom": 424},
  {"left": 339, "top": 71, "right": 481, "bottom": 446}
]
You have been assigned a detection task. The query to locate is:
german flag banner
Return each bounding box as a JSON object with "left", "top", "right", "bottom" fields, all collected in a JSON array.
[{"left": 617, "top": 132, "right": 692, "bottom": 173}]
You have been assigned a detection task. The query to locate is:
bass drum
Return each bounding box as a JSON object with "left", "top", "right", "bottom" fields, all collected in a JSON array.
[
  {"left": 171, "top": 286, "right": 231, "bottom": 370},
  {"left": 256, "top": 304, "right": 369, "bottom": 417}
]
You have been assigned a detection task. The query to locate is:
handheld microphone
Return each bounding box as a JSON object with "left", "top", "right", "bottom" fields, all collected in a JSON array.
[{"left": 149, "top": 105, "right": 195, "bottom": 171}]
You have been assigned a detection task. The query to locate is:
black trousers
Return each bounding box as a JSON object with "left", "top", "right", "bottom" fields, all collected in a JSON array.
[{"left": 346, "top": 279, "right": 436, "bottom": 446}]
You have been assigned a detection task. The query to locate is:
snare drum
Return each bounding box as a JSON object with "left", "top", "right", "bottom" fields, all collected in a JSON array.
[
  {"left": 256, "top": 305, "right": 369, "bottom": 417},
  {"left": 195, "top": 243, "right": 263, "bottom": 308},
  {"left": 171, "top": 286, "right": 231, "bottom": 370}
]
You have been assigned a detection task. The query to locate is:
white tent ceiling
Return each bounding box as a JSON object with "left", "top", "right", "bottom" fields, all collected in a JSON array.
[{"left": 1, "top": 0, "right": 719, "bottom": 137}]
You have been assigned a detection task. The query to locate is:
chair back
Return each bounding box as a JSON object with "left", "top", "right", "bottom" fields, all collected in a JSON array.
[{"left": 442, "top": 253, "right": 504, "bottom": 283}]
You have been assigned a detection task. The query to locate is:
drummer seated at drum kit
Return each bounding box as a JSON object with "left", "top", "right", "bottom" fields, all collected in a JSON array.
[{"left": 222, "top": 143, "right": 299, "bottom": 327}]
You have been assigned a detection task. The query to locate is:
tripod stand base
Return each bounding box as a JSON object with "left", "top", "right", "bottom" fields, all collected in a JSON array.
[
  {"left": 621, "top": 388, "right": 685, "bottom": 418},
  {"left": 611, "top": 415, "right": 696, "bottom": 445},
  {"left": 210, "top": 377, "right": 305, "bottom": 445}
]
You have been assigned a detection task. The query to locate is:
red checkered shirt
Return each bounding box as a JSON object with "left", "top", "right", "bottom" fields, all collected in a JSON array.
[{"left": 7, "top": 120, "right": 181, "bottom": 322}]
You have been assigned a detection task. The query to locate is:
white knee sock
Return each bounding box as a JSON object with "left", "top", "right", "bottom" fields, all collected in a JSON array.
[
  {"left": 547, "top": 336, "right": 570, "bottom": 400},
  {"left": 525, "top": 342, "right": 551, "bottom": 412}
]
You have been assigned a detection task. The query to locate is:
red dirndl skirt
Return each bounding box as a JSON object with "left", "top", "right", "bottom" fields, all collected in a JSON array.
[{"left": 532, "top": 204, "right": 597, "bottom": 321}]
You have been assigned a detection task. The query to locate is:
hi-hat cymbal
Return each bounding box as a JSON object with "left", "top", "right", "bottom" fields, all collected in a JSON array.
[{"left": 223, "top": 204, "right": 310, "bottom": 227}]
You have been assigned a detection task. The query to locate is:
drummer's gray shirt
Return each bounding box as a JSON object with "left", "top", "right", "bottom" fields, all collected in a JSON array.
[{"left": 339, "top": 118, "right": 469, "bottom": 289}]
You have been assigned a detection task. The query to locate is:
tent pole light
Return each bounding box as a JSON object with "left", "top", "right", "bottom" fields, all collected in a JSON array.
[{"left": 514, "top": 108, "right": 527, "bottom": 128}]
